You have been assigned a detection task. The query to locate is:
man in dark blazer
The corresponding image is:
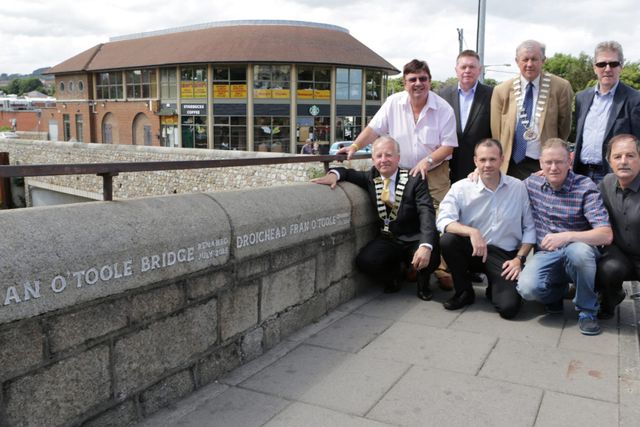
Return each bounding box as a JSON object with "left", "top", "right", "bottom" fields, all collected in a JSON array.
[
  {"left": 439, "top": 50, "right": 493, "bottom": 182},
  {"left": 573, "top": 41, "right": 640, "bottom": 183},
  {"left": 312, "top": 135, "right": 440, "bottom": 300}
]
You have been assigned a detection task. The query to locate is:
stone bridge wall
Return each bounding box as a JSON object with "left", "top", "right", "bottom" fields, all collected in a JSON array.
[
  {"left": 0, "top": 181, "right": 377, "bottom": 426},
  {"left": 0, "top": 139, "right": 370, "bottom": 203}
]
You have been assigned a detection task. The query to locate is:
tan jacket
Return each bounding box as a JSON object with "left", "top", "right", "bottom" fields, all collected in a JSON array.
[{"left": 490, "top": 72, "right": 574, "bottom": 173}]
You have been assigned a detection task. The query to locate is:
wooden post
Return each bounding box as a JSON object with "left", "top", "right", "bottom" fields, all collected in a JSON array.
[{"left": 0, "top": 152, "right": 11, "bottom": 209}]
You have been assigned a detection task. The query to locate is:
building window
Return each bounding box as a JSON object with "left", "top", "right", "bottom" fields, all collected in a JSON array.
[
  {"left": 336, "top": 68, "right": 362, "bottom": 101},
  {"left": 75, "top": 114, "right": 84, "bottom": 142},
  {"left": 78, "top": 81, "right": 84, "bottom": 92},
  {"left": 96, "top": 72, "right": 123, "bottom": 99},
  {"left": 126, "top": 69, "right": 157, "bottom": 99},
  {"left": 296, "top": 115, "right": 330, "bottom": 153},
  {"left": 297, "top": 66, "right": 331, "bottom": 100},
  {"left": 213, "top": 66, "right": 247, "bottom": 99},
  {"left": 68, "top": 81, "right": 74, "bottom": 92},
  {"left": 59, "top": 82, "right": 65, "bottom": 92},
  {"left": 181, "top": 116, "right": 207, "bottom": 148},
  {"left": 253, "top": 65, "right": 290, "bottom": 99},
  {"left": 254, "top": 116, "right": 290, "bottom": 152},
  {"left": 160, "top": 68, "right": 177, "bottom": 99},
  {"left": 335, "top": 116, "right": 362, "bottom": 141},
  {"left": 213, "top": 116, "right": 247, "bottom": 150},
  {"left": 63, "top": 114, "right": 71, "bottom": 141},
  {"left": 366, "top": 70, "right": 384, "bottom": 101},
  {"left": 180, "top": 66, "right": 207, "bottom": 99}
]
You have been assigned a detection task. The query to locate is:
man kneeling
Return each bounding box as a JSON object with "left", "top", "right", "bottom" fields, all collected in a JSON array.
[
  {"left": 437, "top": 139, "right": 535, "bottom": 318},
  {"left": 312, "top": 135, "right": 440, "bottom": 299}
]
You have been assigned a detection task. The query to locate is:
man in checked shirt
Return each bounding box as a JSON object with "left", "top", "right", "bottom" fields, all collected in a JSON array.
[{"left": 516, "top": 138, "right": 613, "bottom": 335}]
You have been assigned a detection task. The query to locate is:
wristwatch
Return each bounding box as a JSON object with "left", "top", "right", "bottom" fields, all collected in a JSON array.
[
  {"left": 516, "top": 255, "right": 527, "bottom": 265},
  {"left": 426, "top": 156, "right": 434, "bottom": 166}
]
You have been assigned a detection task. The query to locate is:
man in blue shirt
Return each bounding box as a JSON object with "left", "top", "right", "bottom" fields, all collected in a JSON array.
[
  {"left": 437, "top": 139, "right": 536, "bottom": 318},
  {"left": 517, "top": 139, "right": 613, "bottom": 335},
  {"left": 573, "top": 41, "right": 640, "bottom": 183}
]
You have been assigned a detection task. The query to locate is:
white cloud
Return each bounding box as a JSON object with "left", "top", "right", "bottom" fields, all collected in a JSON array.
[{"left": 1, "top": 0, "right": 639, "bottom": 82}]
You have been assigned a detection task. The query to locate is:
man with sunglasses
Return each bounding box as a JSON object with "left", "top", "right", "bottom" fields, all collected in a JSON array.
[{"left": 573, "top": 41, "right": 640, "bottom": 183}]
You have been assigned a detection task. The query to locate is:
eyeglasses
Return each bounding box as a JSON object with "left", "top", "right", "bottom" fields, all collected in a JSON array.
[
  {"left": 406, "top": 76, "right": 429, "bottom": 83},
  {"left": 595, "top": 61, "right": 621, "bottom": 68}
]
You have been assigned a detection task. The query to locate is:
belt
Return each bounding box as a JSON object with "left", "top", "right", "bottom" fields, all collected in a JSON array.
[{"left": 582, "top": 163, "right": 603, "bottom": 171}]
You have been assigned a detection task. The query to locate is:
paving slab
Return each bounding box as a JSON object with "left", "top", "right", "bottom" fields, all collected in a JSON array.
[
  {"left": 264, "top": 402, "right": 393, "bottom": 427},
  {"left": 240, "top": 344, "right": 410, "bottom": 415},
  {"left": 152, "top": 387, "right": 290, "bottom": 427},
  {"left": 358, "top": 321, "right": 497, "bottom": 375},
  {"left": 221, "top": 340, "right": 300, "bottom": 386},
  {"left": 480, "top": 338, "right": 618, "bottom": 402},
  {"left": 535, "top": 391, "right": 618, "bottom": 427},
  {"left": 136, "top": 382, "right": 229, "bottom": 427},
  {"left": 367, "top": 366, "right": 541, "bottom": 427},
  {"left": 450, "top": 299, "right": 564, "bottom": 347},
  {"left": 305, "top": 313, "right": 395, "bottom": 353},
  {"left": 354, "top": 289, "right": 423, "bottom": 320},
  {"left": 558, "top": 315, "right": 619, "bottom": 356}
]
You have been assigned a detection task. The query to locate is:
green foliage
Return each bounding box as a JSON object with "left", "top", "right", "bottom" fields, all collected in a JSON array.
[
  {"left": 306, "top": 166, "right": 326, "bottom": 180},
  {"left": 620, "top": 62, "right": 640, "bottom": 89},
  {"left": 482, "top": 78, "right": 499, "bottom": 87},
  {"left": 387, "top": 76, "right": 404, "bottom": 95},
  {"left": 0, "top": 77, "right": 45, "bottom": 95},
  {"left": 544, "top": 52, "right": 594, "bottom": 93}
]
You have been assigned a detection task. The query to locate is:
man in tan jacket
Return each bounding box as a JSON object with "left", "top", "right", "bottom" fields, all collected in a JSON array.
[{"left": 491, "top": 40, "right": 573, "bottom": 179}]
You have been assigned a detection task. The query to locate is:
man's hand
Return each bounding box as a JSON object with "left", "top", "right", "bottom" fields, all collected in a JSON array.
[
  {"left": 501, "top": 258, "right": 522, "bottom": 281},
  {"left": 540, "top": 232, "right": 572, "bottom": 251},
  {"left": 469, "top": 228, "right": 488, "bottom": 263},
  {"left": 336, "top": 145, "right": 357, "bottom": 160},
  {"left": 410, "top": 157, "right": 430, "bottom": 180},
  {"left": 311, "top": 173, "right": 338, "bottom": 189},
  {"left": 412, "top": 246, "right": 432, "bottom": 271}
]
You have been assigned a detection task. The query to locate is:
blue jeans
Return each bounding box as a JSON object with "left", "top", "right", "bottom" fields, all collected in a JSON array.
[{"left": 517, "top": 242, "right": 600, "bottom": 316}]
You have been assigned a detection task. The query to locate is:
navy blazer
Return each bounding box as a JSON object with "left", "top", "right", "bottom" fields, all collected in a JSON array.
[
  {"left": 331, "top": 167, "right": 437, "bottom": 247},
  {"left": 439, "top": 82, "right": 493, "bottom": 182},
  {"left": 573, "top": 82, "right": 640, "bottom": 174}
]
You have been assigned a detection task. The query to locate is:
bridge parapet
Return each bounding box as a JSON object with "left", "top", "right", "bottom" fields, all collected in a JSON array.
[{"left": 0, "top": 181, "right": 376, "bottom": 426}]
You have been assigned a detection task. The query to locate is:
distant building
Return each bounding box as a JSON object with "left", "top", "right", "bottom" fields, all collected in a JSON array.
[{"left": 46, "top": 20, "right": 399, "bottom": 153}]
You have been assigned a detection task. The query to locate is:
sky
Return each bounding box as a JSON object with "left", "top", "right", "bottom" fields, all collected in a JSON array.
[{"left": 2, "top": 0, "right": 639, "bottom": 82}]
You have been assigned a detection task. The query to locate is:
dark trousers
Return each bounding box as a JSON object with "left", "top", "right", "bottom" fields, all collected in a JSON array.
[
  {"left": 440, "top": 233, "right": 521, "bottom": 319},
  {"left": 575, "top": 163, "right": 607, "bottom": 184},
  {"left": 507, "top": 157, "right": 540, "bottom": 180},
  {"left": 356, "top": 235, "right": 440, "bottom": 287},
  {"left": 596, "top": 243, "right": 639, "bottom": 305}
]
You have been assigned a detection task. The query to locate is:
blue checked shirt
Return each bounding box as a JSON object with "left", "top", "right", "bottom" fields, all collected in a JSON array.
[{"left": 525, "top": 171, "right": 610, "bottom": 248}]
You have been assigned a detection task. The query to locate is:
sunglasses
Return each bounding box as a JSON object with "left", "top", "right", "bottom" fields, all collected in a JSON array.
[
  {"left": 406, "top": 76, "right": 429, "bottom": 83},
  {"left": 594, "top": 61, "right": 621, "bottom": 68}
]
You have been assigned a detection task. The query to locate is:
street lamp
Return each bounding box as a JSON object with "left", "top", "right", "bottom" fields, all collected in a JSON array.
[{"left": 482, "top": 63, "right": 512, "bottom": 82}]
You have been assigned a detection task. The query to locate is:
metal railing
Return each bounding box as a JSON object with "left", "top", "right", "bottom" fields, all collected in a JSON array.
[{"left": 0, "top": 152, "right": 371, "bottom": 207}]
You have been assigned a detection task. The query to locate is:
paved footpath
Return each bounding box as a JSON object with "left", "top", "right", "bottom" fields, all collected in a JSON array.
[{"left": 139, "top": 280, "right": 640, "bottom": 427}]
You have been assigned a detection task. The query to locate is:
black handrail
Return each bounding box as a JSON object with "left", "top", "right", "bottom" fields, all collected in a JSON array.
[{"left": 0, "top": 153, "right": 371, "bottom": 202}]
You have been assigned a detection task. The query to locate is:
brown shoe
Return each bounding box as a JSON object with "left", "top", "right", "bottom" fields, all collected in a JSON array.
[{"left": 437, "top": 274, "right": 454, "bottom": 291}]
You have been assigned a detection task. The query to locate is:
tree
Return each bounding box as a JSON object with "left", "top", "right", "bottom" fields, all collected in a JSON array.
[
  {"left": 621, "top": 62, "right": 640, "bottom": 89},
  {"left": 1, "top": 77, "right": 45, "bottom": 95},
  {"left": 543, "top": 52, "right": 594, "bottom": 93},
  {"left": 387, "top": 76, "right": 404, "bottom": 95}
]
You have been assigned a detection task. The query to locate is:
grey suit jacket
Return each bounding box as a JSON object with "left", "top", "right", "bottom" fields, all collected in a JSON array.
[
  {"left": 439, "top": 82, "right": 493, "bottom": 182},
  {"left": 574, "top": 81, "right": 640, "bottom": 174}
]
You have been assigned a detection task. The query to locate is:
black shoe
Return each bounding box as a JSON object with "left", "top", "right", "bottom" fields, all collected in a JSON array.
[
  {"left": 545, "top": 300, "right": 564, "bottom": 314},
  {"left": 598, "top": 289, "right": 626, "bottom": 319},
  {"left": 383, "top": 280, "right": 401, "bottom": 293},
  {"left": 443, "top": 290, "right": 475, "bottom": 310},
  {"left": 471, "top": 272, "right": 484, "bottom": 283},
  {"left": 417, "top": 273, "right": 433, "bottom": 301}
]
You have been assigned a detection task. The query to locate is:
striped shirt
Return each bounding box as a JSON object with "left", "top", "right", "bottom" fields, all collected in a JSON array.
[{"left": 525, "top": 171, "right": 610, "bottom": 247}]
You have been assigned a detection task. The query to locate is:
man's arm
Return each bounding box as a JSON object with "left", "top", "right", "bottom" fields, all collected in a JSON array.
[
  {"left": 557, "top": 78, "right": 574, "bottom": 140},
  {"left": 443, "top": 221, "right": 489, "bottom": 263},
  {"left": 339, "top": 127, "right": 379, "bottom": 159},
  {"left": 409, "top": 105, "right": 458, "bottom": 179},
  {"left": 539, "top": 226, "right": 613, "bottom": 251},
  {"left": 490, "top": 85, "right": 506, "bottom": 140}
]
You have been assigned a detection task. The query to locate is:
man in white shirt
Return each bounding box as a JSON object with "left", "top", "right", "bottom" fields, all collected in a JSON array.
[{"left": 437, "top": 139, "right": 536, "bottom": 318}]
